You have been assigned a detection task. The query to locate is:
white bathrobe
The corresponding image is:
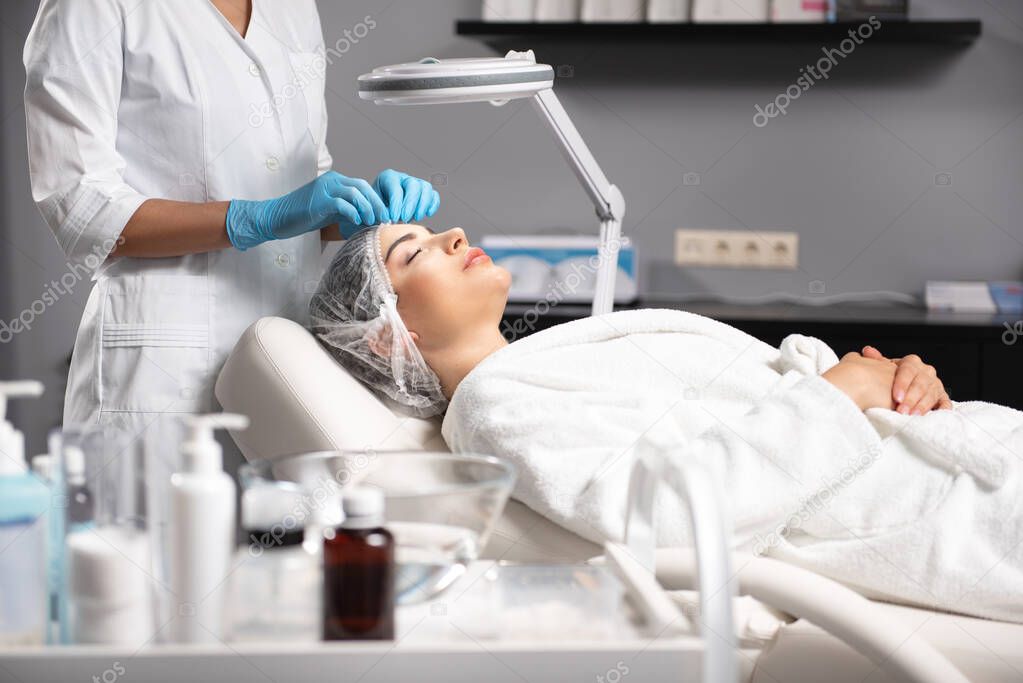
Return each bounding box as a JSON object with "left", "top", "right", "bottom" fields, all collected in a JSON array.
[{"left": 442, "top": 309, "right": 1023, "bottom": 623}]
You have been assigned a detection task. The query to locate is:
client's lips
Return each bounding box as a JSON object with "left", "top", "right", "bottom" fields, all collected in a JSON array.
[{"left": 463, "top": 246, "right": 490, "bottom": 270}]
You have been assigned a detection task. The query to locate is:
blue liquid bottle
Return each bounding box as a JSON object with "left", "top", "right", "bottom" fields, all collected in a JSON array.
[{"left": 0, "top": 382, "right": 50, "bottom": 646}]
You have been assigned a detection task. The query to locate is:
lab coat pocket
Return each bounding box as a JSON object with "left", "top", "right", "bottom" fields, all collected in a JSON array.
[
  {"left": 288, "top": 51, "right": 327, "bottom": 148},
  {"left": 99, "top": 275, "right": 210, "bottom": 413}
]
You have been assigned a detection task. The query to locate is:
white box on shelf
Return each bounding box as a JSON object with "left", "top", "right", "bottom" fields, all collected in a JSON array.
[
  {"left": 482, "top": 0, "right": 535, "bottom": 22},
  {"left": 535, "top": 0, "right": 581, "bottom": 21},
  {"left": 581, "top": 0, "right": 646, "bottom": 22},
  {"left": 691, "top": 0, "right": 769, "bottom": 22},
  {"left": 925, "top": 281, "right": 997, "bottom": 313},
  {"left": 648, "top": 0, "right": 692, "bottom": 21},
  {"left": 771, "top": 0, "right": 828, "bottom": 21}
]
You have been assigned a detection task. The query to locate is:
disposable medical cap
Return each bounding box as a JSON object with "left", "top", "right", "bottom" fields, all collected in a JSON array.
[{"left": 309, "top": 226, "right": 448, "bottom": 418}]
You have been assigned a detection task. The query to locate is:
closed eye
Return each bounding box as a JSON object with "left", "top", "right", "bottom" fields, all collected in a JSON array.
[{"left": 406, "top": 247, "right": 423, "bottom": 265}]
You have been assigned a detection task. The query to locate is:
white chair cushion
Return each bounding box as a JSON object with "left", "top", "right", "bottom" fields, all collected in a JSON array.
[
  {"left": 215, "top": 316, "right": 601, "bottom": 563},
  {"left": 215, "top": 317, "right": 447, "bottom": 459}
]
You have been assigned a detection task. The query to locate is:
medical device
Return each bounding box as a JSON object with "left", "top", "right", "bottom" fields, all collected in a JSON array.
[
  {"left": 358, "top": 50, "right": 626, "bottom": 316},
  {"left": 479, "top": 234, "right": 639, "bottom": 304}
]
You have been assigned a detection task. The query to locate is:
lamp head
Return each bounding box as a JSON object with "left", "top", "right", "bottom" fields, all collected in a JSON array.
[{"left": 358, "top": 50, "right": 554, "bottom": 106}]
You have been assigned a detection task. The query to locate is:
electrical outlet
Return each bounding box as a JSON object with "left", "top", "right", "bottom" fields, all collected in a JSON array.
[{"left": 674, "top": 229, "right": 798, "bottom": 269}]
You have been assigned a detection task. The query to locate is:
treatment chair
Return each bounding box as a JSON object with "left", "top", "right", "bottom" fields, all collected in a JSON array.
[{"left": 216, "top": 316, "right": 1023, "bottom": 682}]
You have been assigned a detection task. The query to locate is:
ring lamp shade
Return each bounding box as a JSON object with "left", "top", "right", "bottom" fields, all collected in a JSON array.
[
  {"left": 357, "top": 55, "right": 554, "bottom": 105},
  {"left": 358, "top": 51, "right": 626, "bottom": 316}
]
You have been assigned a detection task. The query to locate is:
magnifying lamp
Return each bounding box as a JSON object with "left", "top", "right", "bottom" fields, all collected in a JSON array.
[{"left": 358, "top": 50, "right": 625, "bottom": 317}]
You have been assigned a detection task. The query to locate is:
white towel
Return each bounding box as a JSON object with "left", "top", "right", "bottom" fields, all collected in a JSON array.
[{"left": 443, "top": 309, "right": 1023, "bottom": 622}]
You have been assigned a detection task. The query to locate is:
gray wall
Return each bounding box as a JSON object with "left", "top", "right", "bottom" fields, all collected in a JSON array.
[{"left": 1, "top": 0, "right": 1021, "bottom": 452}]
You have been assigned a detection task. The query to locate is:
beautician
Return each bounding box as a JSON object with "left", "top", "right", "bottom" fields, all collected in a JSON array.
[{"left": 23, "top": 0, "right": 437, "bottom": 470}]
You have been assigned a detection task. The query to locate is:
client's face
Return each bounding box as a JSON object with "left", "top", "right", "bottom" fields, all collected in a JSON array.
[{"left": 378, "top": 224, "right": 511, "bottom": 351}]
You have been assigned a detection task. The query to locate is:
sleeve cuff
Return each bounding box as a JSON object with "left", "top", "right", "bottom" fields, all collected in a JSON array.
[
  {"left": 56, "top": 185, "right": 147, "bottom": 278},
  {"left": 784, "top": 374, "right": 879, "bottom": 444}
]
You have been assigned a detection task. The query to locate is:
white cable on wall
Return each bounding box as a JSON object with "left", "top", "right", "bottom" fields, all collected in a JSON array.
[{"left": 646, "top": 290, "right": 921, "bottom": 307}]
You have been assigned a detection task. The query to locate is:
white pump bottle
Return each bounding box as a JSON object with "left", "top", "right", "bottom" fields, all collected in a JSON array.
[{"left": 168, "top": 412, "right": 249, "bottom": 644}]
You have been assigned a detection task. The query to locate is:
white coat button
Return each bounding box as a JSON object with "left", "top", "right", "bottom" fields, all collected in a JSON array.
[
  {"left": 276, "top": 253, "right": 291, "bottom": 268},
  {"left": 248, "top": 62, "right": 261, "bottom": 77},
  {"left": 265, "top": 156, "right": 280, "bottom": 172}
]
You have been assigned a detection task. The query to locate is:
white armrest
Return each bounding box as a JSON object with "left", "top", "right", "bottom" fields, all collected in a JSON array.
[
  {"left": 622, "top": 453, "right": 738, "bottom": 683},
  {"left": 655, "top": 551, "right": 970, "bottom": 683}
]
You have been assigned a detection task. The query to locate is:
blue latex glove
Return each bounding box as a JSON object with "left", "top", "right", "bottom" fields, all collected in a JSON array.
[
  {"left": 226, "top": 171, "right": 388, "bottom": 250},
  {"left": 372, "top": 169, "right": 441, "bottom": 224}
]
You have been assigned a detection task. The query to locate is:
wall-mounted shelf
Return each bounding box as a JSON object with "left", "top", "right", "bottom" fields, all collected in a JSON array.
[{"left": 456, "top": 19, "right": 982, "bottom": 44}]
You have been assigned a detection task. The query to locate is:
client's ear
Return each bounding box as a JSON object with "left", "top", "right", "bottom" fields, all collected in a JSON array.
[
  {"left": 367, "top": 326, "right": 392, "bottom": 358},
  {"left": 367, "top": 327, "right": 420, "bottom": 358}
]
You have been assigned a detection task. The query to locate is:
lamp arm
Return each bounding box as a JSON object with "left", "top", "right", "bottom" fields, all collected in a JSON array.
[
  {"left": 529, "top": 89, "right": 625, "bottom": 222},
  {"left": 529, "top": 88, "right": 625, "bottom": 315}
]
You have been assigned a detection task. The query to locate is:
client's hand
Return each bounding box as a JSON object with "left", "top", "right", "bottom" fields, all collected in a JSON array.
[
  {"left": 861, "top": 346, "right": 952, "bottom": 415},
  {"left": 822, "top": 352, "right": 899, "bottom": 412}
]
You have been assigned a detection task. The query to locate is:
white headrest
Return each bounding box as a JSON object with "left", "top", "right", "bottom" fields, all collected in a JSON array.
[{"left": 215, "top": 317, "right": 447, "bottom": 462}]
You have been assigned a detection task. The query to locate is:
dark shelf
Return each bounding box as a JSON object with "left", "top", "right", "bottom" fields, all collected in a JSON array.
[
  {"left": 456, "top": 19, "right": 982, "bottom": 44},
  {"left": 503, "top": 300, "right": 1017, "bottom": 336}
]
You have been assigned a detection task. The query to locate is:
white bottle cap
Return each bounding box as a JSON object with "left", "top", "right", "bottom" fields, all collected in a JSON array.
[
  {"left": 0, "top": 381, "right": 44, "bottom": 477},
  {"left": 31, "top": 454, "right": 53, "bottom": 481},
  {"left": 341, "top": 486, "right": 385, "bottom": 528}
]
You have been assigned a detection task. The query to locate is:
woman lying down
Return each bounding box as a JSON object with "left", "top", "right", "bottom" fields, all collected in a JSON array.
[{"left": 309, "top": 223, "right": 1023, "bottom": 624}]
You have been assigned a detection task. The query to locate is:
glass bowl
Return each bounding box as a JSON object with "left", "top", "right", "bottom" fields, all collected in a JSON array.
[{"left": 238, "top": 451, "right": 516, "bottom": 604}]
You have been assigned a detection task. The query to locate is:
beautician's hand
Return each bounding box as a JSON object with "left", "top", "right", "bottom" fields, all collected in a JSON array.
[
  {"left": 861, "top": 346, "right": 952, "bottom": 415},
  {"left": 373, "top": 169, "right": 440, "bottom": 224},
  {"left": 822, "top": 352, "right": 899, "bottom": 412},
  {"left": 226, "top": 171, "right": 387, "bottom": 250}
]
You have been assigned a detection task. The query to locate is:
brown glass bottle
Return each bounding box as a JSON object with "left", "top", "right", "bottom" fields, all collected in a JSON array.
[{"left": 323, "top": 487, "right": 395, "bottom": 640}]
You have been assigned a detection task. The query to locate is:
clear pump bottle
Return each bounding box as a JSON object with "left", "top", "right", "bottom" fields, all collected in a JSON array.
[{"left": 323, "top": 487, "right": 395, "bottom": 640}]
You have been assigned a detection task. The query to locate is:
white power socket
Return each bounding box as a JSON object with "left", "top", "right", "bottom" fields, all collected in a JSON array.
[{"left": 674, "top": 229, "right": 798, "bottom": 269}]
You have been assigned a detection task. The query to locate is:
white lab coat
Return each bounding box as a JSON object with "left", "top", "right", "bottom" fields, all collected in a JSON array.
[{"left": 24, "top": 0, "right": 333, "bottom": 615}]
